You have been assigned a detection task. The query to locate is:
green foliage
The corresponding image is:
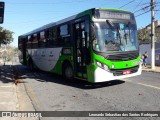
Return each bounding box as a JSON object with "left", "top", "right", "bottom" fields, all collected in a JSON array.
[
  {"left": 138, "top": 26, "right": 160, "bottom": 42},
  {"left": 138, "top": 28, "right": 150, "bottom": 42},
  {"left": 13, "top": 47, "right": 18, "bottom": 52},
  {"left": 0, "top": 26, "right": 14, "bottom": 46},
  {"left": 0, "top": 46, "right": 17, "bottom": 62},
  {"left": 155, "top": 27, "right": 160, "bottom": 42}
]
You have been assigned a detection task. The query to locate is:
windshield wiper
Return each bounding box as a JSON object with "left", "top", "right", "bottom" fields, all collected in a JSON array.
[
  {"left": 124, "top": 33, "right": 128, "bottom": 45},
  {"left": 106, "top": 20, "right": 114, "bottom": 30},
  {"left": 117, "top": 26, "right": 122, "bottom": 45},
  {"left": 124, "top": 22, "right": 131, "bottom": 45}
]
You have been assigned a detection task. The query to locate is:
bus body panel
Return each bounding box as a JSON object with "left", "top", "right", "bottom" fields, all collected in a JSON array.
[
  {"left": 26, "top": 47, "right": 74, "bottom": 75},
  {"left": 93, "top": 65, "right": 141, "bottom": 83},
  {"left": 27, "top": 48, "right": 62, "bottom": 71}
]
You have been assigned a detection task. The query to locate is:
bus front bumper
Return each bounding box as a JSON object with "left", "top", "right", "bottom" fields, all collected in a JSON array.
[{"left": 94, "top": 65, "right": 142, "bottom": 83}]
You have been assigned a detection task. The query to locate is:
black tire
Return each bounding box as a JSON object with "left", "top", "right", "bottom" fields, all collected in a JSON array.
[
  {"left": 63, "top": 63, "right": 74, "bottom": 80},
  {"left": 28, "top": 59, "right": 34, "bottom": 71}
]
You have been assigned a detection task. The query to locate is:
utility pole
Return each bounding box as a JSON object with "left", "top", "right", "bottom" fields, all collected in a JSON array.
[{"left": 151, "top": 0, "right": 155, "bottom": 69}]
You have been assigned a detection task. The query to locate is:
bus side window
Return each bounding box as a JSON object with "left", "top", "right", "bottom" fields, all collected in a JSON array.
[
  {"left": 28, "top": 35, "right": 32, "bottom": 41},
  {"left": 39, "top": 31, "right": 46, "bottom": 48},
  {"left": 27, "top": 35, "right": 32, "bottom": 49},
  {"left": 58, "top": 24, "right": 71, "bottom": 46},
  {"left": 57, "top": 27, "right": 62, "bottom": 46},
  {"left": 45, "top": 30, "right": 49, "bottom": 47},
  {"left": 47, "top": 27, "right": 56, "bottom": 47},
  {"left": 37, "top": 33, "right": 40, "bottom": 47},
  {"left": 85, "top": 20, "right": 90, "bottom": 48},
  {"left": 32, "top": 33, "right": 38, "bottom": 48},
  {"left": 84, "top": 20, "right": 90, "bottom": 64},
  {"left": 53, "top": 27, "right": 58, "bottom": 46},
  {"left": 33, "top": 33, "right": 37, "bottom": 41}
]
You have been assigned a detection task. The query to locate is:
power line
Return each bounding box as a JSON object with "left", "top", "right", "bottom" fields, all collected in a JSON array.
[
  {"left": 132, "top": 0, "right": 143, "bottom": 12},
  {"left": 134, "top": 1, "right": 160, "bottom": 13},
  {"left": 134, "top": 1, "right": 160, "bottom": 17},
  {"left": 119, "top": 0, "right": 137, "bottom": 8},
  {"left": 134, "top": 5, "right": 150, "bottom": 13},
  {"left": 135, "top": 10, "right": 150, "bottom": 17},
  {"left": 118, "top": 0, "right": 160, "bottom": 18}
]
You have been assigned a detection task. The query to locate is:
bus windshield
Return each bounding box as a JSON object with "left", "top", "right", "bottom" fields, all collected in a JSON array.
[{"left": 93, "top": 21, "right": 138, "bottom": 52}]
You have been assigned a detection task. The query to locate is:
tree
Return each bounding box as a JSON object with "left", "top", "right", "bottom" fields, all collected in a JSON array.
[
  {"left": 138, "top": 28, "right": 150, "bottom": 42},
  {"left": 138, "top": 26, "right": 160, "bottom": 43},
  {"left": 0, "top": 26, "right": 14, "bottom": 46},
  {"left": 138, "top": 28, "right": 145, "bottom": 41},
  {"left": 155, "top": 27, "right": 160, "bottom": 42}
]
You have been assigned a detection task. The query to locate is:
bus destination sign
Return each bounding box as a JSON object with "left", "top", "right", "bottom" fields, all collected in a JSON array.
[{"left": 96, "top": 10, "right": 131, "bottom": 20}]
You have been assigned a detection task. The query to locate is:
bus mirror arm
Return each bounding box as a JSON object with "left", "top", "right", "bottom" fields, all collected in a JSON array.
[{"left": 91, "top": 22, "right": 96, "bottom": 40}]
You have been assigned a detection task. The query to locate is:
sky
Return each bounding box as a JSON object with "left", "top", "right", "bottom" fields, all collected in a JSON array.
[{"left": 1, "top": 0, "right": 160, "bottom": 47}]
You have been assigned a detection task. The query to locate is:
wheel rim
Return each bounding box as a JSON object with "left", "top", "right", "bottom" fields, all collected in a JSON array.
[{"left": 65, "top": 66, "right": 73, "bottom": 78}]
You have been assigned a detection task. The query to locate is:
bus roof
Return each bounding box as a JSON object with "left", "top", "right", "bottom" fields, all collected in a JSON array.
[{"left": 20, "top": 8, "right": 129, "bottom": 37}]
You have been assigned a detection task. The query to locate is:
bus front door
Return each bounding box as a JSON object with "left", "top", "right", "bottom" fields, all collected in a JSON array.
[{"left": 74, "top": 22, "right": 87, "bottom": 79}]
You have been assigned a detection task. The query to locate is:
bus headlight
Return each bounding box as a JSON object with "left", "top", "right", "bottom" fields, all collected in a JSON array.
[
  {"left": 132, "top": 61, "right": 140, "bottom": 66},
  {"left": 96, "top": 61, "right": 109, "bottom": 71},
  {"left": 104, "top": 65, "right": 109, "bottom": 71},
  {"left": 96, "top": 61, "right": 103, "bottom": 68}
]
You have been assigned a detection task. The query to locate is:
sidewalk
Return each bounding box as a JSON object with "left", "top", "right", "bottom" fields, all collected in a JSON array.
[
  {"left": 0, "top": 61, "right": 37, "bottom": 120},
  {"left": 142, "top": 65, "right": 160, "bottom": 73},
  {"left": 0, "top": 62, "right": 19, "bottom": 120}
]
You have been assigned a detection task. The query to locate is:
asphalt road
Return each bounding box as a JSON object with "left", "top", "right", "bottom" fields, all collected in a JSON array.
[{"left": 16, "top": 64, "right": 160, "bottom": 120}]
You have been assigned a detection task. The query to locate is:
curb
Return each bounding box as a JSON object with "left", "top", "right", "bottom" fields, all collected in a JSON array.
[{"left": 142, "top": 69, "right": 160, "bottom": 73}]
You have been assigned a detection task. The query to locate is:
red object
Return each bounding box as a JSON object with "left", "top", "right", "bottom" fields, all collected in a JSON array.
[{"left": 123, "top": 70, "right": 131, "bottom": 75}]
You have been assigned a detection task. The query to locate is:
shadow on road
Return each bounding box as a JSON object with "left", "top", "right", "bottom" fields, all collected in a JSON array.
[
  {"left": 15, "top": 64, "right": 125, "bottom": 89},
  {"left": 0, "top": 65, "right": 15, "bottom": 84}
]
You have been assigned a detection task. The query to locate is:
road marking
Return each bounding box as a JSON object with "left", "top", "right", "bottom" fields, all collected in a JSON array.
[
  {"left": 122, "top": 79, "right": 132, "bottom": 82},
  {"left": 0, "top": 102, "right": 15, "bottom": 104},
  {"left": 0, "top": 85, "right": 12, "bottom": 87},
  {"left": 121, "top": 79, "right": 160, "bottom": 90},
  {"left": 137, "top": 82, "right": 160, "bottom": 90}
]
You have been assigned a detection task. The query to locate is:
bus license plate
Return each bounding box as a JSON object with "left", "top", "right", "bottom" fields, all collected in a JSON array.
[{"left": 123, "top": 70, "right": 131, "bottom": 75}]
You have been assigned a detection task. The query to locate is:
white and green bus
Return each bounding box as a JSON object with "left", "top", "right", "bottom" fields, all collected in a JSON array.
[{"left": 18, "top": 8, "right": 141, "bottom": 83}]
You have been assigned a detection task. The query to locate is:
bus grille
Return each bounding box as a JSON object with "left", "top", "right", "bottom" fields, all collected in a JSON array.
[
  {"left": 106, "top": 52, "right": 139, "bottom": 61},
  {"left": 110, "top": 66, "right": 139, "bottom": 76}
]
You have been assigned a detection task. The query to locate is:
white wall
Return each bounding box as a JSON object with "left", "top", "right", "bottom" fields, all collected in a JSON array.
[{"left": 139, "top": 44, "right": 151, "bottom": 65}]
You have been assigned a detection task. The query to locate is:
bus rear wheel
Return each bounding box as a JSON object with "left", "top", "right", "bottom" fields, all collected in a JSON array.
[
  {"left": 28, "top": 59, "right": 34, "bottom": 71},
  {"left": 63, "top": 63, "right": 73, "bottom": 80}
]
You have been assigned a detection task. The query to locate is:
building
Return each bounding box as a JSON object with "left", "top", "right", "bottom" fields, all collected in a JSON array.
[
  {"left": 145, "top": 20, "right": 160, "bottom": 30},
  {"left": 140, "top": 42, "right": 160, "bottom": 66},
  {"left": 139, "top": 20, "right": 160, "bottom": 66}
]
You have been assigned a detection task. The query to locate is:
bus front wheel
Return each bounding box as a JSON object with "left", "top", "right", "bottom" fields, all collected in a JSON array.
[{"left": 63, "top": 63, "right": 73, "bottom": 80}]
